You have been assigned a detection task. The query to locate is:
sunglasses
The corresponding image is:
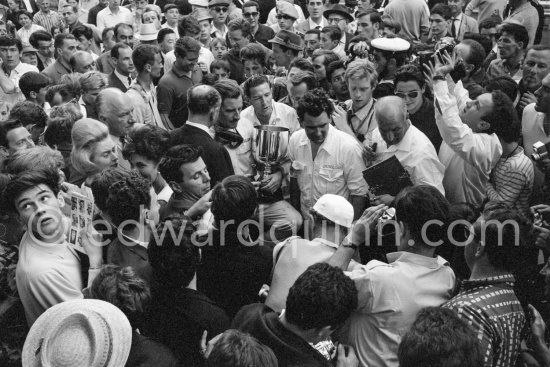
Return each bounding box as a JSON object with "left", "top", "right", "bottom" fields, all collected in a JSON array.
[
  {"left": 243, "top": 11, "right": 258, "bottom": 18},
  {"left": 395, "top": 90, "right": 420, "bottom": 99},
  {"left": 276, "top": 14, "right": 295, "bottom": 20},
  {"left": 212, "top": 6, "right": 228, "bottom": 13}
]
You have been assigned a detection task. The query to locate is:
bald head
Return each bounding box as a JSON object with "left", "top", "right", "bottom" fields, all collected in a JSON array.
[
  {"left": 70, "top": 51, "right": 95, "bottom": 73},
  {"left": 188, "top": 84, "right": 222, "bottom": 118},
  {"left": 375, "top": 96, "right": 409, "bottom": 146}
]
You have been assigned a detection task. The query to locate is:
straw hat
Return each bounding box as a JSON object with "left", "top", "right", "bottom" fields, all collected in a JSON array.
[
  {"left": 23, "top": 299, "right": 132, "bottom": 367},
  {"left": 137, "top": 23, "right": 159, "bottom": 41}
]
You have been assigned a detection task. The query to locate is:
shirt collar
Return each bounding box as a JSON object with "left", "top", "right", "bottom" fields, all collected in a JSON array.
[
  {"left": 461, "top": 274, "right": 516, "bottom": 288},
  {"left": 312, "top": 237, "right": 339, "bottom": 249},
  {"left": 187, "top": 121, "right": 215, "bottom": 138},
  {"left": 453, "top": 13, "right": 462, "bottom": 21},
  {"left": 114, "top": 68, "right": 130, "bottom": 87},
  {"left": 308, "top": 17, "right": 325, "bottom": 29},
  {"left": 386, "top": 251, "right": 449, "bottom": 268},
  {"left": 350, "top": 98, "right": 374, "bottom": 119},
  {"left": 297, "top": 124, "right": 336, "bottom": 154}
]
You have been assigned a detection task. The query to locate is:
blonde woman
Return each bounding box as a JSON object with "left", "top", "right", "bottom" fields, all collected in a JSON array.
[{"left": 70, "top": 118, "right": 118, "bottom": 186}]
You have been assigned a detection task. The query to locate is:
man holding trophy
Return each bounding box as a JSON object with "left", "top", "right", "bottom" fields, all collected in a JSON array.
[{"left": 214, "top": 78, "right": 302, "bottom": 245}]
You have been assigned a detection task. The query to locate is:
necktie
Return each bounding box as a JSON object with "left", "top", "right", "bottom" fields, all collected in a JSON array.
[
  {"left": 127, "top": 76, "right": 132, "bottom": 86},
  {"left": 451, "top": 18, "right": 458, "bottom": 38}
]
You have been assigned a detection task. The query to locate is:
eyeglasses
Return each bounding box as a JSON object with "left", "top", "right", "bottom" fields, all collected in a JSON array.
[
  {"left": 395, "top": 90, "right": 420, "bottom": 99},
  {"left": 243, "top": 11, "right": 258, "bottom": 18},
  {"left": 276, "top": 14, "right": 295, "bottom": 20},
  {"left": 212, "top": 6, "right": 228, "bottom": 13},
  {"left": 328, "top": 17, "right": 344, "bottom": 24}
]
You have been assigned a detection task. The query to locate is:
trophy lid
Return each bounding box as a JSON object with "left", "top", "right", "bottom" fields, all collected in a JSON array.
[{"left": 255, "top": 125, "right": 289, "bottom": 133}]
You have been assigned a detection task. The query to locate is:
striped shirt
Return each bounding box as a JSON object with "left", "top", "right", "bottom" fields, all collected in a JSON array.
[
  {"left": 444, "top": 275, "right": 525, "bottom": 367},
  {"left": 33, "top": 10, "right": 65, "bottom": 34},
  {"left": 486, "top": 146, "right": 534, "bottom": 217}
]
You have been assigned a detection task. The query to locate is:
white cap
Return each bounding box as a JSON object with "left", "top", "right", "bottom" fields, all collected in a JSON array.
[
  {"left": 189, "top": 0, "right": 208, "bottom": 7},
  {"left": 370, "top": 37, "right": 410, "bottom": 52},
  {"left": 312, "top": 194, "right": 354, "bottom": 228}
]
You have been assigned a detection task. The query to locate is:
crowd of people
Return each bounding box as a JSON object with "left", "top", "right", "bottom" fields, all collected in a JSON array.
[{"left": 0, "top": 0, "right": 549, "bottom": 366}]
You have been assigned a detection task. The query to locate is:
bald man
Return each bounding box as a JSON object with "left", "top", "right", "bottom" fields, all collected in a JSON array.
[
  {"left": 369, "top": 96, "right": 445, "bottom": 204},
  {"left": 169, "top": 85, "right": 235, "bottom": 186},
  {"left": 70, "top": 50, "right": 96, "bottom": 73},
  {"left": 96, "top": 87, "right": 136, "bottom": 170}
]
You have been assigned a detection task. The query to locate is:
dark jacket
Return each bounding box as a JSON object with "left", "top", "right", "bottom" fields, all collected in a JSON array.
[
  {"left": 145, "top": 288, "right": 230, "bottom": 367},
  {"left": 232, "top": 303, "right": 332, "bottom": 367},
  {"left": 126, "top": 331, "right": 179, "bottom": 367},
  {"left": 108, "top": 71, "right": 129, "bottom": 92},
  {"left": 170, "top": 124, "right": 235, "bottom": 186},
  {"left": 198, "top": 229, "right": 272, "bottom": 317}
]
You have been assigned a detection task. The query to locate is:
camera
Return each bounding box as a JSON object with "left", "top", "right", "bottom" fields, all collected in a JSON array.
[{"left": 532, "top": 141, "right": 550, "bottom": 162}]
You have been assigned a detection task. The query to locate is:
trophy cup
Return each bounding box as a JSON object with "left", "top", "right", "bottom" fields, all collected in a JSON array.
[{"left": 254, "top": 125, "right": 289, "bottom": 181}]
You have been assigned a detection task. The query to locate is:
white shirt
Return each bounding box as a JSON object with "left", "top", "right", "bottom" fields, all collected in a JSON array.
[
  {"left": 211, "top": 24, "right": 228, "bottom": 40},
  {"left": 163, "top": 47, "right": 215, "bottom": 74},
  {"left": 78, "top": 96, "right": 87, "bottom": 118},
  {"left": 161, "top": 22, "right": 179, "bottom": 38},
  {"left": 345, "top": 251, "right": 455, "bottom": 367},
  {"left": 96, "top": 6, "right": 133, "bottom": 31},
  {"left": 521, "top": 103, "right": 547, "bottom": 193},
  {"left": 0, "top": 62, "right": 39, "bottom": 107},
  {"left": 331, "top": 43, "right": 348, "bottom": 62},
  {"left": 221, "top": 118, "right": 257, "bottom": 177},
  {"left": 289, "top": 125, "right": 369, "bottom": 218},
  {"left": 308, "top": 17, "right": 327, "bottom": 30},
  {"left": 371, "top": 123, "right": 445, "bottom": 194},
  {"left": 434, "top": 79, "right": 502, "bottom": 207}
]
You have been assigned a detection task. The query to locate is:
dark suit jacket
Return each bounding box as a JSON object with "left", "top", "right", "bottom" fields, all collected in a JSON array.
[
  {"left": 170, "top": 124, "right": 235, "bottom": 186},
  {"left": 108, "top": 71, "right": 128, "bottom": 92},
  {"left": 41, "top": 59, "right": 71, "bottom": 85}
]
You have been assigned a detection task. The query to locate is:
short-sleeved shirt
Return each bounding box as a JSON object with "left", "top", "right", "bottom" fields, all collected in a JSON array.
[
  {"left": 289, "top": 125, "right": 369, "bottom": 218},
  {"left": 157, "top": 63, "right": 194, "bottom": 128},
  {"left": 96, "top": 6, "right": 133, "bottom": 31}
]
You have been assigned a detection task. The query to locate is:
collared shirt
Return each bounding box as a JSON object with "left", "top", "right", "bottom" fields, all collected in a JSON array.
[
  {"left": 289, "top": 125, "right": 368, "bottom": 218},
  {"left": 33, "top": 10, "right": 65, "bottom": 35},
  {"left": 345, "top": 251, "right": 455, "bottom": 367},
  {"left": 444, "top": 274, "right": 525, "bottom": 367},
  {"left": 434, "top": 79, "right": 502, "bottom": 207},
  {"left": 371, "top": 123, "right": 445, "bottom": 194},
  {"left": 0, "top": 62, "right": 39, "bottom": 107},
  {"left": 37, "top": 53, "right": 54, "bottom": 69},
  {"left": 186, "top": 121, "right": 214, "bottom": 138},
  {"left": 345, "top": 98, "right": 377, "bottom": 144},
  {"left": 114, "top": 68, "right": 132, "bottom": 89},
  {"left": 157, "top": 62, "right": 194, "bottom": 128},
  {"left": 163, "top": 46, "right": 215, "bottom": 74},
  {"left": 17, "top": 24, "right": 47, "bottom": 47},
  {"left": 308, "top": 17, "right": 327, "bottom": 30},
  {"left": 486, "top": 58, "right": 523, "bottom": 83},
  {"left": 96, "top": 5, "right": 133, "bottom": 31},
  {"left": 219, "top": 118, "right": 256, "bottom": 177},
  {"left": 211, "top": 24, "right": 228, "bottom": 40}
]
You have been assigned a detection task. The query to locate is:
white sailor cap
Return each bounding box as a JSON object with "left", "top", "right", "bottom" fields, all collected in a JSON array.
[{"left": 370, "top": 37, "right": 411, "bottom": 53}]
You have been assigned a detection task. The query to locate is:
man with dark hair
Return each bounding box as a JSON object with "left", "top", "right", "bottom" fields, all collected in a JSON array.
[
  {"left": 29, "top": 30, "right": 54, "bottom": 71},
  {"left": 108, "top": 42, "right": 134, "bottom": 92},
  {"left": 290, "top": 89, "right": 368, "bottom": 222},
  {"left": 199, "top": 175, "right": 273, "bottom": 317},
  {"left": 432, "top": 52, "right": 513, "bottom": 207},
  {"left": 447, "top": 0, "right": 478, "bottom": 41},
  {"left": 444, "top": 206, "right": 527, "bottom": 367},
  {"left": 280, "top": 71, "right": 317, "bottom": 109},
  {"left": 2, "top": 167, "right": 103, "bottom": 326},
  {"left": 0, "top": 36, "right": 38, "bottom": 106},
  {"left": 10, "top": 100, "right": 48, "bottom": 143},
  {"left": 327, "top": 59, "right": 349, "bottom": 102},
  {"left": 223, "top": 17, "right": 253, "bottom": 84},
  {"left": 328, "top": 185, "right": 456, "bottom": 367},
  {"left": 0, "top": 119, "right": 35, "bottom": 154},
  {"left": 126, "top": 44, "right": 163, "bottom": 127},
  {"left": 486, "top": 22, "right": 529, "bottom": 82},
  {"left": 41, "top": 33, "right": 77, "bottom": 84},
  {"left": 96, "top": 23, "right": 133, "bottom": 74},
  {"left": 454, "top": 38, "right": 487, "bottom": 99},
  {"left": 478, "top": 15, "right": 502, "bottom": 68},
  {"left": 304, "top": 29, "right": 321, "bottom": 58},
  {"left": 356, "top": 10, "right": 382, "bottom": 41},
  {"left": 311, "top": 49, "right": 339, "bottom": 93},
  {"left": 170, "top": 84, "right": 234, "bottom": 186},
  {"left": 242, "top": 1, "right": 275, "bottom": 49},
  {"left": 146, "top": 217, "right": 230, "bottom": 366},
  {"left": 157, "top": 36, "right": 201, "bottom": 129},
  {"left": 398, "top": 307, "right": 484, "bottom": 367},
  {"left": 425, "top": 3, "right": 453, "bottom": 44},
  {"left": 157, "top": 27, "right": 176, "bottom": 56},
  {"left": 19, "top": 71, "right": 49, "bottom": 107},
  {"left": 320, "top": 25, "right": 345, "bottom": 61},
  {"left": 296, "top": 0, "right": 328, "bottom": 33},
  {"left": 233, "top": 262, "right": 359, "bottom": 366},
  {"left": 72, "top": 24, "right": 97, "bottom": 59}
]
